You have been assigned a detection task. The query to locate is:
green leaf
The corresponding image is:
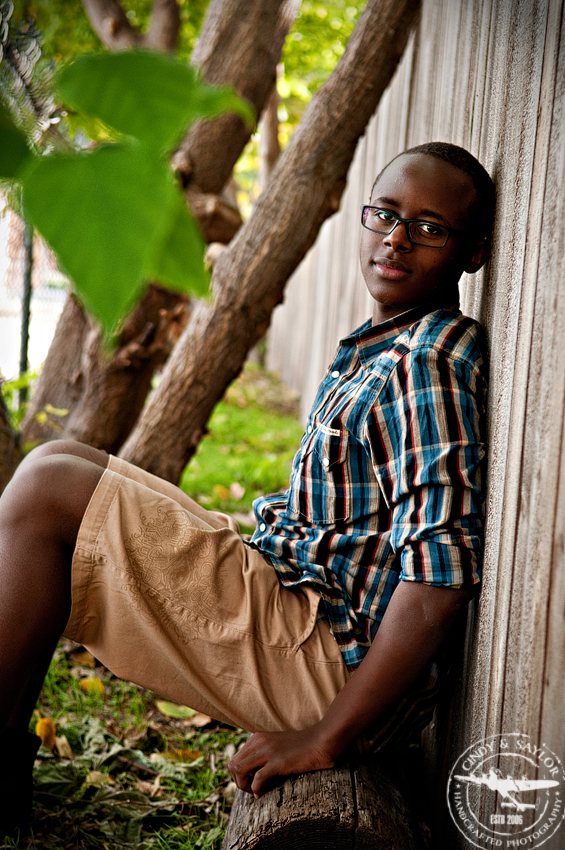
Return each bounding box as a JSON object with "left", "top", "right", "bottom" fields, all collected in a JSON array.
[
  {"left": 0, "top": 104, "right": 33, "bottom": 178},
  {"left": 57, "top": 50, "right": 255, "bottom": 153},
  {"left": 155, "top": 699, "right": 196, "bottom": 719},
  {"left": 149, "top": 192, "right": 209, "bottom": 298},
  {"left": 21, "top": 143, "right": 178, "bottom": 334},
  {"left": 33, "top": 760, "right": 85, "bottom": 802}
]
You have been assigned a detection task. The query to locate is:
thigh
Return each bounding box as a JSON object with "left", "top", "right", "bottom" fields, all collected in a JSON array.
[
  {"left": 65, "top": 466, "right": 349, "bottom": 732},
  {"left": 108, "top": 455, "right": 239, "bottom": 531}
]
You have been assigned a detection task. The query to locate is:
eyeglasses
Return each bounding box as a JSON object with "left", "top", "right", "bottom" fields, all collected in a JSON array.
[{"left": 360, "top": 205, "right": 464, "bottom": 248}]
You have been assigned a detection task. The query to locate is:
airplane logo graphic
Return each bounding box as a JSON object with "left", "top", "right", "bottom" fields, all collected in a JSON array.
[{"left": 455, "top": 768, "right": 559, "bottom": 812}]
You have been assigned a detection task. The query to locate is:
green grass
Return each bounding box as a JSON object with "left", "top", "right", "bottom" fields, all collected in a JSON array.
[
  {"left": 180, "top": 362, "right": 303, "bottom": 526},
  {"left": 19, "top": 363, "right": 303, "bottom": 850}
]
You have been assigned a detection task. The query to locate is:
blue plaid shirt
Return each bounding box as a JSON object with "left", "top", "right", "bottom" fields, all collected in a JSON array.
[{"left": 250, "top": 306, "right": 487, "bottom": 671}]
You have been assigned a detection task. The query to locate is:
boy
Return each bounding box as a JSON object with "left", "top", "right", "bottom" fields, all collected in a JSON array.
[{"left": 0, "top": 142, "right": 494, "bottom": 831}]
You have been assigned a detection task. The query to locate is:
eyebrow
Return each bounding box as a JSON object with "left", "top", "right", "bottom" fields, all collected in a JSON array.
[{"left": 372, "top": 196, "right": 450, "bottom": 224}]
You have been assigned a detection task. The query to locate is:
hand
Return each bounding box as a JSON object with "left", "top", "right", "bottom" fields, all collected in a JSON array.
[{"left": 228, "top": 727, "right": 336, "bottom": 798}]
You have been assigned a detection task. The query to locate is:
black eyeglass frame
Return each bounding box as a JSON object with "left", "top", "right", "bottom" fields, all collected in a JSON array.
[{"left": 360, "top": 205, "right": 467, "bottom": 248}]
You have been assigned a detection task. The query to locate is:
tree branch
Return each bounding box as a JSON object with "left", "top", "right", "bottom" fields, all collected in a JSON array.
[
  {"left": 144, "top": 0, "right": 181, "bottom": 52},
  {"left": 82, "top": 0, "right": 141, "bottom": 50},
  {"left": 174, "top": 0, "right": 300, "bottom": 194},
  {"left": 83, "top": 0, "right": 180, "bottom": 52}
]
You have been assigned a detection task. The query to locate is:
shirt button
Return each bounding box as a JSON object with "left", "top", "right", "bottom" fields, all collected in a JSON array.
[
  {"left": 322, "top": 457, "right": 330, "bottom": 468},
  {"left": 307, "top": 425, "right": 313, "bottom": 433},
  {"left": 259, "top": 523, "right": 267, "bottom": 532},
  {"left": 331, "top": 370, "right": 340, "bottom": 379}
]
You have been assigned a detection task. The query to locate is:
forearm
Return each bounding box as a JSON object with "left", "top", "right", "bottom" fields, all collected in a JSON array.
[{"left": 312, "top": 580, "right": 475, "bottom": 760}]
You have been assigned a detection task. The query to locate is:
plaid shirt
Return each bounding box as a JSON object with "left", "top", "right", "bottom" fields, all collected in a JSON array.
[{"left": 250, "top": 306, "right": 487, "bottom": 671}]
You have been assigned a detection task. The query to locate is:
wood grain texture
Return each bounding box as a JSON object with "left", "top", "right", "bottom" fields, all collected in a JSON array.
[{"left": 222, "top": 761, "right": 421, "bottom": 850}]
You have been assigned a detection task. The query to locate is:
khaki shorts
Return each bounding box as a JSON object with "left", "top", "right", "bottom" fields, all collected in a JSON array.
[{"left": 64, "top": 456, "right": 350, "bottom": 732}]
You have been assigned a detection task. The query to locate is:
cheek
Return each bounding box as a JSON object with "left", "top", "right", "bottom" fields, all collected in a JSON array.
[{"left": 359, "top": 230, "right": 378, "bottom": 263}]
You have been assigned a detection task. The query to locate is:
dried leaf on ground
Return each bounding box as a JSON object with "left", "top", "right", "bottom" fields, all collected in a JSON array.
[
  {"left": 36, "top": 716, "right": 57, "bottom": 750},
  {"left": 79, "top": 676, "right": 105, "bottom": 695}
]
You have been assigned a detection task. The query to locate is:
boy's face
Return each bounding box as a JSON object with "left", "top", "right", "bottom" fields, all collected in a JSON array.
[{"left": 359, "top": 153, "right": 489, "bottom": 325}]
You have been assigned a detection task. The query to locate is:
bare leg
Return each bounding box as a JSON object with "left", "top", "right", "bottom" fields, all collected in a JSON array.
[
  {"left": 0, "top": 443, "right": 106, "bottom": 732},
  {"left": 3, "top": 443, "right": 109, "bottom": 735}
]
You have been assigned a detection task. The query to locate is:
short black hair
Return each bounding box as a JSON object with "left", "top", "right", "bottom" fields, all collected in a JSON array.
[{"left": 372, "top": 142, "right": 496, "bottom": 239}]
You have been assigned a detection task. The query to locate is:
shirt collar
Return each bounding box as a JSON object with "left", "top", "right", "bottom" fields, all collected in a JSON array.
[{"left": 340, "top": 304, "right": 461, "bottom": 366}]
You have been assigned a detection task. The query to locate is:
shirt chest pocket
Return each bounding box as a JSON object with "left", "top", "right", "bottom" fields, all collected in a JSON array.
[{"left": 288, "top": 425, "right": 352, "bottom": 526}]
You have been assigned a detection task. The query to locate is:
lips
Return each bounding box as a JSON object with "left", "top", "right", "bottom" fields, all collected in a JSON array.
[{"left": 372, "top": 257, "right": 411, "bottom": 280}]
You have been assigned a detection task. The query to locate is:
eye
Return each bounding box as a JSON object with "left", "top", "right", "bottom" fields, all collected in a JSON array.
[
  {"left": 416, "top": 221, "right": 442, "bottom": 236},
  {"left": 375, "top": 209, "right": 396, "bottom": 222}
]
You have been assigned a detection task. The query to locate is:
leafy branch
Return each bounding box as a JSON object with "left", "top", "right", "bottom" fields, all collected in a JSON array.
[{"left": 0, "top": 46, "right": 254, "bottom": 338}]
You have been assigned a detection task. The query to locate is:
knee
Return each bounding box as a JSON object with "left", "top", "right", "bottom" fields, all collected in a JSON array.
[
  {"left": 2, "top": 454, "right": 104, "bottom": 542},
  {"left": 20, "top": 440, "right": 90, "bottom": 466},
  {"left": 17, "top": 440, "right": 108, "bottom": 473}
]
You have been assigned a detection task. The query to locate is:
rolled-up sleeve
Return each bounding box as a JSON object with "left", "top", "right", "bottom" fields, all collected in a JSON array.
[{"left": 370, "top": 345, "right": 486, "bottom": 588}]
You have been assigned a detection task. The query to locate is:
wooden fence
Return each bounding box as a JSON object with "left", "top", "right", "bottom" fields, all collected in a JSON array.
[{"left": 266, "top": 0, "right": 565, "bottom": 845}]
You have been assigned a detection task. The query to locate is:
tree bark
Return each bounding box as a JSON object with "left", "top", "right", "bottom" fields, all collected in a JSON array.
[
  {"left": 20, "top": 0, "right": 299, "bottom": 452},
  {"left": 21, "top": 288, "right": 189, "bottom": 451},
  {"left": 120, "top": 0, "right": 422, "bottom": 482},
  {"left": 222, "top": 757, "right": 421, "bottom": 850},
  {"left": 259, "top": 82, "right": 280, "bottom": 189},
  {"left": 0, "top": 388, "right": 22, "bottom": 494}
]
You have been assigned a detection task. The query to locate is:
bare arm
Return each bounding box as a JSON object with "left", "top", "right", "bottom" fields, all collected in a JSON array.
[{"left": 228, "top": 580, "right": 475, "bottom": 797}]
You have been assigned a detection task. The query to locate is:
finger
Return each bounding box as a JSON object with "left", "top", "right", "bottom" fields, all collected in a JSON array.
[
  {"left": 250, "top": 762, "right": 279, "bottom": 798},
  {"left": 228, "top": 754, "right": 260, "bottom": 794}
]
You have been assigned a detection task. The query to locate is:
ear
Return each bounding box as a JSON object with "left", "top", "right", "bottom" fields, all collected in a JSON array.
[{"left": 465, "top": 237, "right": 491, "bottom": 274}]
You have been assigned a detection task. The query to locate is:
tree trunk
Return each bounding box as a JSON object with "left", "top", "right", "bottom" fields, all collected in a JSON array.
[
  {"left": 222, "top": 758, "right": 421, "bottom": 850},
  {"left": 20, "top": 0, "right": 299, "bottom": 452},
  {"left": 120, "top": 0, "right": 421, "bottom": 482},
  {"left": 0, "top": 389, "right": 22, "bottom": 494},
  {"left": 21, "top": 288, "right": 189, "bottom": 451}
]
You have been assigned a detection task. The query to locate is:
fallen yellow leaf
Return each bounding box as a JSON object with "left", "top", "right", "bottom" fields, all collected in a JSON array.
[
  {"left": 150, "top": 749, "right": 202, "bottom": 763},
  {"left": 35, "top": 717, "right": 57, "bottom": 750},
  {"left": 169, "top": 748, "right": 202, "bottom": 763},
  {"left": 79, "top": 676, "right": 104, "bottom": 695},
  {"left": 212, "top": 484, "right": 230, "bottom": 501}
]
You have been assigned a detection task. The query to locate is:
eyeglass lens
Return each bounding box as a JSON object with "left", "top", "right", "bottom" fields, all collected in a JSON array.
[{"left": 361, "top": 207, "right": 449, "bottom": 247}]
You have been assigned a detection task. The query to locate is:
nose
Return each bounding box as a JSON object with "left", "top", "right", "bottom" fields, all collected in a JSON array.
[{"left": 383, "top": 220, "right": 412, "bottom": 252}]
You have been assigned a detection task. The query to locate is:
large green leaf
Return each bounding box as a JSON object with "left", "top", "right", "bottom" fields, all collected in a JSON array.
[
  {"left": 149, "top": 191, "right": 209, "bottom": 298},
  {"left": 57, "top": 51, "right": 254, "bottom": 153},
  {"left": 21, "top": 143, "right": 178, "bottom": 333},
  {"left": 0, "top": 104, "right": 33, "bottom": 178}
]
